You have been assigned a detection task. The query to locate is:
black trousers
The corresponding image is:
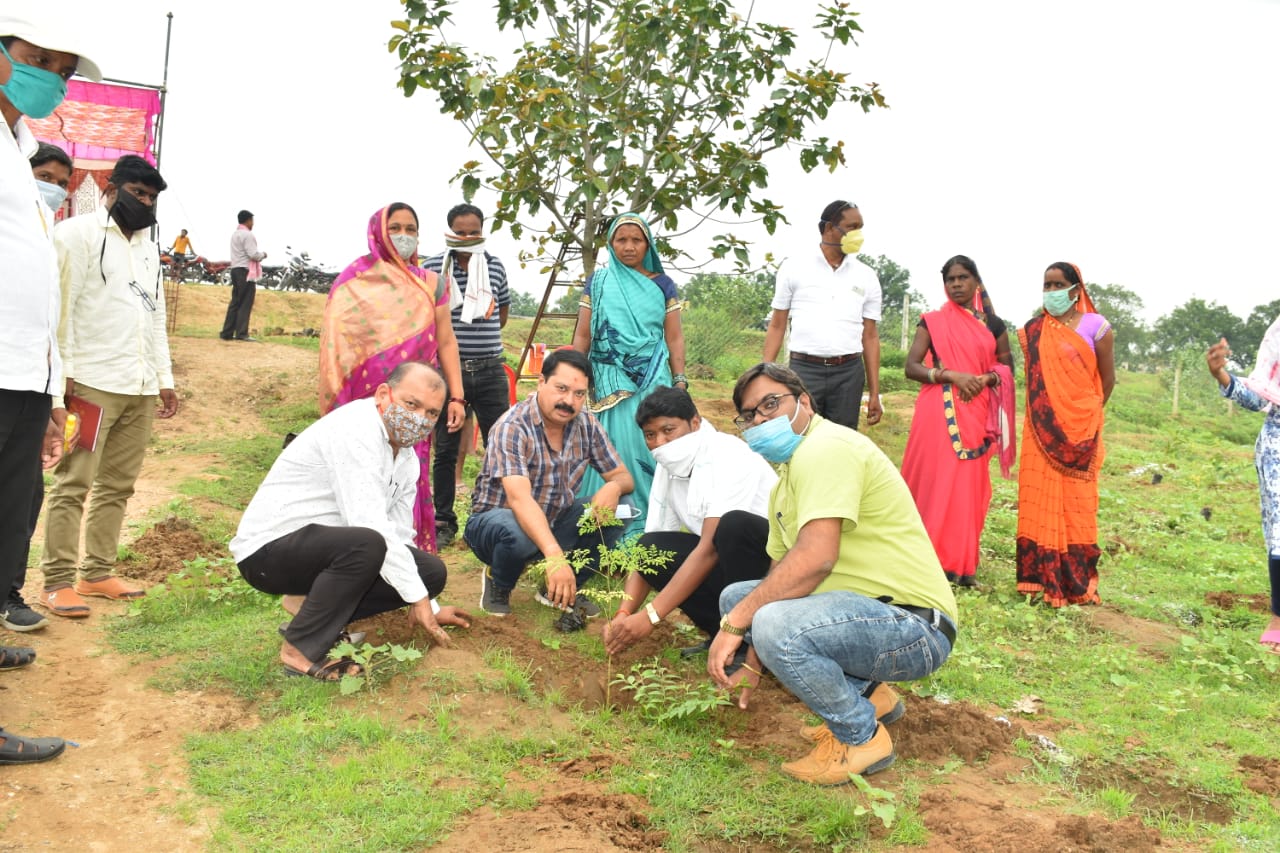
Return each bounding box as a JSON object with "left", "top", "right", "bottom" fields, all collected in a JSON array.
[
  {"left": 636, "top": 510, "right": 771, "bottom": 636},
  {"left": 220, "top": 267, "right": 256, "bottom": 339},
  {"left": 237, "top": 524, "right": 447, "bottom": 662},
  {"left": 0, "top": 391, "right": 49, "bottom": 602},
  {"left": 790, "top": 357, "right": 865, "bottom": 430},
  {"left": 431, "top": 361, "right": 511, "bottom": 532}
]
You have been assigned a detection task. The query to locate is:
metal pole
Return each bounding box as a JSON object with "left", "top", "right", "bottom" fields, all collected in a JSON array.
[{"left": 154, "top": 12, "right": 174, "bottom": 168}]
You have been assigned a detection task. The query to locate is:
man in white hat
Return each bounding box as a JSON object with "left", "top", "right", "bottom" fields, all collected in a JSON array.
[{"left": 0, "top": 7, "right": 101, "bottom": 764}]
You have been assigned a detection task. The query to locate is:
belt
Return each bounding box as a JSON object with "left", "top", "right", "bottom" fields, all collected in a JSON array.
[
  {"left": 791, "top": 351, "right": 861, "bottom": 367},
  {"left": 460, "top": 355, "right": 505, "bottom": 372},
  {"left": 896, "top": 605, "right": 957, "bottom": 646}
]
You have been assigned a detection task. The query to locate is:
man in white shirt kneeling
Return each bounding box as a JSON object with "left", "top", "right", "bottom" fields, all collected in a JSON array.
[
  {"left": 604, "top": 386, "right": 777, "bottom": 656},
  {"left": 230, "top": 361, "right": 471, "bottom": 681}
]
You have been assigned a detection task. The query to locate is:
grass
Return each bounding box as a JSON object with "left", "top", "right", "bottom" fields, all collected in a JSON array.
[{"left": 97, "top": 298, "right": 1280, "bottom": 850}]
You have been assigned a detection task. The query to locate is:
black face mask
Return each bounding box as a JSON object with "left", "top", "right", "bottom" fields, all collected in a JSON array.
[{"left": 110, "top": 190, "right": 157, "bottom": 232}]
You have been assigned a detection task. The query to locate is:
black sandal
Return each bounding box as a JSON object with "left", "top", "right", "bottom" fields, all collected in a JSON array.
[
  {"left": 282, "top": 658, "right": 364, "bottom": 682},
  {"left": 0, "top": 728, "right": 66, "bottom": 765},
  {"left": 0, "top": 646, "right": 36, "bottom": 670}
]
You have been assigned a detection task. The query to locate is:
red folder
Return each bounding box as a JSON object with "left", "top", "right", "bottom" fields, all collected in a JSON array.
[{"left": 66, "top": 395, "right": 104, "bottom": 453}]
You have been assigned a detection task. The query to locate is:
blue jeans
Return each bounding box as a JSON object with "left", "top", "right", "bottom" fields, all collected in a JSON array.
[
  {"left": 464, "top": 508, "right": 623, "bottom": 591},
  {"left": 720, "top": 581, "right": 954, "bottom": 746}
]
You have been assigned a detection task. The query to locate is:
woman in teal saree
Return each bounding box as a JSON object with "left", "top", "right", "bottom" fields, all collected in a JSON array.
[{"left": 572, "top": 213, "right": 687, "bottom": 537}]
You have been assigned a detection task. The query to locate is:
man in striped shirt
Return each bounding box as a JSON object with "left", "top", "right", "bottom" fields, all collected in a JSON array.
[{"left": 422, "top": 203, "right": 511, "bottom": 546}]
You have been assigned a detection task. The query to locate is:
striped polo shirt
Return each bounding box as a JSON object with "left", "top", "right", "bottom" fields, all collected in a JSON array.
[{"left": 420, "top": 252, "right": 510, "bottom": 360}]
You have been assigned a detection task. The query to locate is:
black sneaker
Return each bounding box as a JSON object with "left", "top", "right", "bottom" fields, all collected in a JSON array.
[
  {"left": 480, "top": 573, "right": 512, "bottom": 616},
  {"left": 536, "top": 587, "right": 602, "bottom": 618},
  {"left": 554, "top": 608, "right": 587, "bottom": 633},
  {"left": 436, "top": 526, "right": 457, "bottom": 548},
  {"left": 2, "top": 595, "right": 49, "bottom": 632}
]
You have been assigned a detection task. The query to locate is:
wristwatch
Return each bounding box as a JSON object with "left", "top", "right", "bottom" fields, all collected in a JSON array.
[
  {"left": 719, "top": 615, "right": 746, "bottom": 636},
  {"left": 645, "top": 602, "right": 661, "bottom": 625}
]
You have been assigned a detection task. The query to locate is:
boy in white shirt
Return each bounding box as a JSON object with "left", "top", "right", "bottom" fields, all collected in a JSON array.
[{"left": 604, "top": 386, "right": 777, "bottom": 655}]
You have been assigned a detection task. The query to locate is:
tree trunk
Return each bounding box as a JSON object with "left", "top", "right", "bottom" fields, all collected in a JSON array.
[{"left": 900, "top": 293, "right": 910, "bottom": 350}]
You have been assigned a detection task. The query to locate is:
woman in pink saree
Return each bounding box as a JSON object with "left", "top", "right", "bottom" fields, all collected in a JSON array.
[
  {"left": 901, "top": 256, "right": 1016, "bottom": 586},
  {"left": 319, "top": 203, "right": 466, "bottom": 551}
]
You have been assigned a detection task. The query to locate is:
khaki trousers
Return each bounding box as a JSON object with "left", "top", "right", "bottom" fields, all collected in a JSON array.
[{"left": 41, "top": 383, "right": 155, "bottom": 586}]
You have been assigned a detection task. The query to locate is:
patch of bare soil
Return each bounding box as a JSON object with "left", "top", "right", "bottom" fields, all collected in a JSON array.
[
  {"left": 1205, "top": 590, "right": 1272, "bottom": 615},
  {"left": 1084, "top": 605, "right": 1183, "bottom": 657},
  {"left": 117, "top": 516, "right": 227, "bottom": 583},
  {"left": 1239, "top": 754, "right": 1280, "bottom": 798}
]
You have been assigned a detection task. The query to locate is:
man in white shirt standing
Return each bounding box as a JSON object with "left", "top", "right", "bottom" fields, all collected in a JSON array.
[
  {"left": 220, "top": 209, "right": 266, "bottom": 342},
  {"left": 0, "top": 7, "right": 102, "bottom": 764},
  {"left": 604, "top": 386, "right": 777, "bottom": 656},
  {"left": 764, "top": 199, "right": 883, "bottom": 431},
  {"left": 40, "top": 154, "right": 178, "bottom": 617},
  {"left": 231, "top": 361, "right": 471, "bottom": 681}
]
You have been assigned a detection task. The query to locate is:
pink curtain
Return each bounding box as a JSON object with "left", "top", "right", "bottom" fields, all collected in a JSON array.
[{"left": 28, "top": 80, "right": 161, "bottom": 165}]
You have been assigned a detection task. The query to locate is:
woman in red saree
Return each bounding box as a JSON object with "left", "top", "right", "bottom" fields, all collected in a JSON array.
[
  {"left": 318, "top": 203, "right": 466, "bottom": 552},
  {"left": 902, "top": 256, "right": 1015, "bottom": 586},
  {"left": 1015, "top": 262, "right": 1116, "bottom": 606}
]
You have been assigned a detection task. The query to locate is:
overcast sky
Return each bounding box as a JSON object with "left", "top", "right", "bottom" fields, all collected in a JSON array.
[{"left": 52, "top": 0, "right": 1280, "bottom": 328}]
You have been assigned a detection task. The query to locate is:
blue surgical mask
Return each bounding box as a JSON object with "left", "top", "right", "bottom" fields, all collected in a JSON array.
[
  {"left": 1043, "top": 286, "right": 1077, "bottom": 317},
  {"left": 0, "top": 43, "right": 69, "bottom": 119},
  {"left": 743, "top": 403, "right": 805, "bottom": 463},
  {"left": 36, "top": 180, "right": 68, "bottom": 212}
]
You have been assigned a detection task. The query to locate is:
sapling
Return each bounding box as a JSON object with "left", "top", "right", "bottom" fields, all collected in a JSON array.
[{"left": 528, "top": 503, "right": 673, "bottom": 704}]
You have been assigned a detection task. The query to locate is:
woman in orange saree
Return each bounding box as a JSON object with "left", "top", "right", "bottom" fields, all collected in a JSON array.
[
  {"left": 902, "top": 256, "right": 1016, "bottom": 586},
  {"left": 1016, "top": 262, "right": 1116, "bottom": 606}
]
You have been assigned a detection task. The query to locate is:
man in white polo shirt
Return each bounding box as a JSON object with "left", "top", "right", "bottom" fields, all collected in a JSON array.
[{"left": 764, "top": 200, "right": 882, "bottom": 430}]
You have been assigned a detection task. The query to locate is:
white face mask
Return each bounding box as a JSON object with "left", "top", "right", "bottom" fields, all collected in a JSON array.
[
  {"left": 390, "top": 233, "right": 418, "bottom": 261},
  {"left": 650, "top": 426, "right": 703, "bottom": 478},
  {"left": 36, "top": 180, "right": 68, "bottom": 211}
]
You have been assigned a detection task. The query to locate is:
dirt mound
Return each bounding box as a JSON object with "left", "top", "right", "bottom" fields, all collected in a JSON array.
[
  {"left": 118, "top": 515, "right": 227, "bottom": 584},
  {"left": 1239, "top": 754, "right": 1280, "bottom": 797},
  {"left": 1205, "top": 590, "right": 1271, "bottom": 614}
]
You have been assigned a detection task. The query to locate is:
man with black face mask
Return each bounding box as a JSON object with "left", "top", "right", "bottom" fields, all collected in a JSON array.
[{"left": 40, "top": 154, "right": 178, "bottom": 618}]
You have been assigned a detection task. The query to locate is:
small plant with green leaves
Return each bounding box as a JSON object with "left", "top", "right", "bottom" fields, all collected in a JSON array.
[
  {"left": 849, "top": 774, "right": 898, "bottom": 829},
  {"left": 611, "top": 659, "right": 733, "bottom": 722},
  {"left": 327, "top": 640, "right": 423, "bottom": 696}
]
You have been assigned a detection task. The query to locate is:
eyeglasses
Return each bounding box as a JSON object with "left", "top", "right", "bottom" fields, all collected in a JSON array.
[
  {"left": 733, "top": 393, "right": 795, "bottom": 429},
  {"left": 128, "top": 281, "right": 157, "bottom": 312}
]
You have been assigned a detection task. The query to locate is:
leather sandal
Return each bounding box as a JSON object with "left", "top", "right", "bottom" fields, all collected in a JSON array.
[
  {"left": 0, "top": 646, "right": 36, "bottom": 670},
  {"left": 282, "top": 658, "right": 364, "bottom": 682},
  {"left": 0, "top": 728, "right": 66, "bottom": 765}
]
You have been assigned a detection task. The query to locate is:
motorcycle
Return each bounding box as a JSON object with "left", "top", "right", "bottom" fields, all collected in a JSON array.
[
  {"left": 161, "top": 250, "right": 230, "bottom": 285},
  {"left": 277, "top": 246, "right": 337, "bottom": 294}
]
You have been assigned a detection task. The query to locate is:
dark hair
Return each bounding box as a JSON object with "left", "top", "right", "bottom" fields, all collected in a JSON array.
[
  {"left": 237, "top": 209, "right": 253, "bottom": 224},
  {"left": 635, "top": 385, "right": 698, "bottom": 428},
  {"left": 387, "top": 202, "right": 419, "bottom": 227},
  {"left": 447, "top": 203, "right": 484, "bottom": 228},
  {"left": 541, "top": 347, "right": 593, "bottom": 384},
  {"left": 30, "top": 142, "right": 72, "bottom": 173},
  {"left": 109, "top": 155, "right": 166, "bottom": 192},
  {"left": 940, "top": 255, "right": 982, "bottom": 283},
  {"left": 818, "top": 199, "right": 857, "bottom": 234},
  {"left": 180, "top": 228, "right": 188, "bottom": 235},
  {"left": 386, "top": 359, "right": 444, "bottom": 390},
  {"left": 1045, "top": 261, "right": 1082, "bottom": 286},
  {"left": 732, "top": 362, "right": 808, "bottom": 411}
]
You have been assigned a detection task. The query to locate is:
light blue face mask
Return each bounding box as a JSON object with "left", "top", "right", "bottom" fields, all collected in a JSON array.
[
  {"left": 36, "top": 180, "right": 68, "bottom": 211},
  {"left": 0, "top": 43, "right": 69, "bottom": 119},
  {"left": 743, "top": 402, "right": 804, "bottom": 463},
  {"left": 1043, "top": 286, "right": 1077, "bottom": 317}
]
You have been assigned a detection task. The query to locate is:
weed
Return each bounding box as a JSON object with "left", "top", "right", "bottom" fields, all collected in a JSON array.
[{"left": 327, "top": 640, "right": 423, "bottom": 695}]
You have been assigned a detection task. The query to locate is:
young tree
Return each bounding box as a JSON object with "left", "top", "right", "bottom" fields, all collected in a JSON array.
[{"left": 390, "top": 0, "right": 886, "bottom": 277}]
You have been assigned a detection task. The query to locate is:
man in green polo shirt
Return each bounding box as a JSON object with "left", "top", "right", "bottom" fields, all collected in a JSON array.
[{"left": 708, "top": 363, "right": 957, "bottom": 785}]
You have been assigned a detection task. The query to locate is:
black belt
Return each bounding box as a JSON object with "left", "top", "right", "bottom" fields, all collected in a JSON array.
[
  {"left": 791, "top": 351, "right": 861, "bottom": 366},
  {"left": 460, "top": 355, "right": 505, "bottom": 372},
  {"left": 896, "top": 604, "right": 957, "bottom": 646}
]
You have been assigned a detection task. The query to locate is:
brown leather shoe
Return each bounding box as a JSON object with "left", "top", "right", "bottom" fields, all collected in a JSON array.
[
  {"left": 799, "top": 683, "right": 905, "bottom": 741},
  {"left": 42, "top": 586, "right": 91, "bottom": 618},
  {"left": 781, "top": 724, "right": 895, "bottom": 785},
  {"left": 74, "top": 576, "right": 146, "bottom": 600}
]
